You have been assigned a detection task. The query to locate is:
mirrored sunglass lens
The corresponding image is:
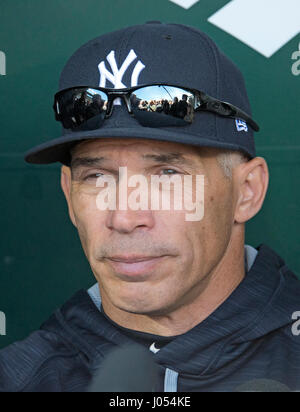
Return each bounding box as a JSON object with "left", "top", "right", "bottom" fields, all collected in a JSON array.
[
  {"left": 57, "top": 88, "right": 108, "bottom": 130},
  {"left": 130, "top": 85, "right": 196, "bottom": 126}
]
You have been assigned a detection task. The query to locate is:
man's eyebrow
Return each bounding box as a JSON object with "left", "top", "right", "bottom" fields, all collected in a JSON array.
[
  {"left": 142, "top": 152, "right": 189, "bottom": 165},
  {"left": 70, "top": 157, "right": 107, "bottom": 170}
]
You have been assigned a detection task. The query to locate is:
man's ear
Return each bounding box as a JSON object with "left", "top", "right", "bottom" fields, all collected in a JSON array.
[
  {"left": 61, "top": 166, "right": 77, "bottom": 228},
  {"left": 234, "top": 157, "right": 269, "bottom": 224}
]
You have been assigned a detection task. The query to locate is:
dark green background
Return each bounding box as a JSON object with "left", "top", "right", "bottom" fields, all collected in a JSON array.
[{"left": 0, "top": 0, "right": 299, "bottom": 349}]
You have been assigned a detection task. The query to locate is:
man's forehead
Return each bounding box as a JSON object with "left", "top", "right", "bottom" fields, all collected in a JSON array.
[{"left": 71, "top": 138, "right": 201, "bottom": 158}]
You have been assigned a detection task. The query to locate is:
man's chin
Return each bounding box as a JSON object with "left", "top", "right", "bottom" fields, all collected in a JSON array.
[{"left": 111, "top": 290, "right": 178, "bottom": 318}]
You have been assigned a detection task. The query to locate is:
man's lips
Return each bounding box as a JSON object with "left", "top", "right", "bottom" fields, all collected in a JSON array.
[
  {"left": 104, "top": 255, "right": 169, "bottom": 278},
  {"left": 109, "top": 256, "right": 164, "bottom": 263}
]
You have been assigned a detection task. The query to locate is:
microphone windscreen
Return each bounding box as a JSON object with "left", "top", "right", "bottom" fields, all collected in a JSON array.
[
  {"left": 235, "top": 379, "right": 291, "bottom": 392},
  {"left": 88, "top": 342, "right": 159, "bottom": 392}
]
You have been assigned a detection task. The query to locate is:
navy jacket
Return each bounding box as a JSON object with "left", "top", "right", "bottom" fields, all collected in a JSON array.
[{"left": 0, "top": 244, "right": 300, "bottom": 392}]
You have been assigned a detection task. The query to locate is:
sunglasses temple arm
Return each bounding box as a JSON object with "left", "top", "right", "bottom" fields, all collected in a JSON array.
[{"left": 197, "top": 95, "right": 260, "bottom": 132}]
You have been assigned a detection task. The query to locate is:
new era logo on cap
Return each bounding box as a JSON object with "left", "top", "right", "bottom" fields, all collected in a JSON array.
[{"left": 236, "top": 119, "right": 248, "bottom": 132}]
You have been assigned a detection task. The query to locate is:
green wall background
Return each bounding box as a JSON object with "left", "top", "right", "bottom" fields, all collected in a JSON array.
[{"left": 0, "top": 0, "right": 299, "bottom": 349}]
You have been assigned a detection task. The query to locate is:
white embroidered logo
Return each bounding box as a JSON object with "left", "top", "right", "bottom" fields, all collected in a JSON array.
[
  {"left": 98, "top": 49, "right": 145, "bottom": 105},
  {"left": 98, "top": 49, "right": 145, "bottom": 87},
  {"left": 149, "top": 342, "right": 160, "bottom": 354},
  {"left": 235, "top": 119, "right": 248, "bottom": 132}
]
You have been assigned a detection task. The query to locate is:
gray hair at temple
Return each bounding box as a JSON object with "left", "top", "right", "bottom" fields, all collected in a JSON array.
[{"left": 217, "top": 150, "right": 250, "bottom": 179}]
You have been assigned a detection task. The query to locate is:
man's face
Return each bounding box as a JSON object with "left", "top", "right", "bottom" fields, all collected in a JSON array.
[{"left": 65, "top": 138, "right": 236, "bottom": 316}]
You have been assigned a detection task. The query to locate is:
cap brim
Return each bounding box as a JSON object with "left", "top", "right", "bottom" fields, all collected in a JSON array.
[{"left": 24, "top": 126, "right": 253, "bottom": 165}]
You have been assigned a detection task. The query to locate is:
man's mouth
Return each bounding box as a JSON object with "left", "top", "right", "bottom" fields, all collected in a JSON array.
[
  {"left": 109, "top": 255, "right": 164, "bottom": 263},
  {"left": 105, "top": 255, "right": 168, "bottom": 279}
]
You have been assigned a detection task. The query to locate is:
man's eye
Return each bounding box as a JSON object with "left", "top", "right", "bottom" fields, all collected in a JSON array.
[
  {"left": 84, "top": 173, "right": 104, "bottom": 181},
  {"left": 161, "top": 168, "right": 179, "bottom": 175}
]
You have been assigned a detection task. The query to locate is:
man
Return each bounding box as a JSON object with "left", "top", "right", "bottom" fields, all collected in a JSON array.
[{"left": 1, "top": 22, "right": 299, "bottom": 392}]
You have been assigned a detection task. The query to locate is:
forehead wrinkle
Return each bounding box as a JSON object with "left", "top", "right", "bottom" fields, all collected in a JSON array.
[
  {"left": 70, "top": 156, "right": 108, "bottom": 171},
  {"left": 142, "top": 152, "right": 189, "bottom": 165}
]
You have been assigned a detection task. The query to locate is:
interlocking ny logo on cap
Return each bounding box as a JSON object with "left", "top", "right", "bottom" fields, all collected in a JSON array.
[
  {"left": 98, "top": 49, "right": 145, "bottom": 88},
  {"left": 98, "top": 49, "right": 145, "bottom": 105}
]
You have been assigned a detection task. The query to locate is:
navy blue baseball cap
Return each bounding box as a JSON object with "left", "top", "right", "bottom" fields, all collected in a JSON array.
[{"left": 25, "top": 21, "right": 258, "bottom": 165}]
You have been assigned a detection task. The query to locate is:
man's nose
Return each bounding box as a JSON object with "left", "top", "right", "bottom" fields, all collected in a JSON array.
[{"left": 106, "top": 208, "right": 155, "bottom": 234}]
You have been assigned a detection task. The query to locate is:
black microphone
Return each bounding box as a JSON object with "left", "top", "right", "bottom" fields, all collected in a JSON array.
[
  {"left": 88, "top": 342, "right": 159, "bottom": 392},
  {"left": 235, "top": 379, "right": 291, "bottom": 392}
]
